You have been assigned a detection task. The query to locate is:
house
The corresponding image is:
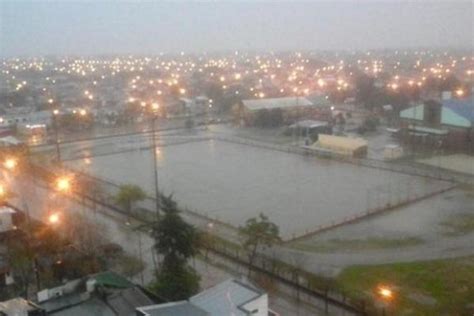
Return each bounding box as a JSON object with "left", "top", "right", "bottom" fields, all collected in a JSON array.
[
  {"left": 288, "top": 120, "right": 332, "bottom": 142},
  {"left": 399, "top": 96, "right": 474, "bottom": 149},
  {"left": 233, "top": 97, "right": 316, "bottom": 126},
  {"left": 37, "top": 271, "right": 155, "bottom": 316},
  {"left": 0, "top": 206, "right": 17, "bottom": 234},
  {"left": 0, "top": 110, "right": 52, "bottom": 130},
  {"left": 0, "top": 250, "right": 15, "bottom": 288},
  {"left": 0, "top": 297, "right": 45, "bottom": 316},
  {"left": 136, "top": 278, "right": 270, "bottom": 316}
]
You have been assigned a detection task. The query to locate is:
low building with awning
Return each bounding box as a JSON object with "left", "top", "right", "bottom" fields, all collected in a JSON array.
[{"left": 399, "top": 96, "right": 474, "bottom": 150}]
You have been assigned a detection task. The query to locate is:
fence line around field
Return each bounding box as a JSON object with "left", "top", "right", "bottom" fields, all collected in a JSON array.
[
  {"left": 31, "top": 132, "right": 472, "bottom": 244},
  {"left": 212, "top": 135, "right": 474, "bottom": 184},
  {"left": 285, "top": 183, "right": 457, "bottom": 244},
  {"left": 22, "top": 162, "right": 367, "bottom": 316}
]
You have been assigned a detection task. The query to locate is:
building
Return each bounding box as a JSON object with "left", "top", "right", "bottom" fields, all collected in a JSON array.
[
  {"left": 37, "top": 271, "right": 155, "bottom": 316},
  {"left": 0, "top": 111, "right": 52, "bottom": 129},
  {"left": 233, "top": 96, "right": 317, "bottom": 126},
  {"left": 0, "top": 298, "right": 45, "bottom": 316},
  {"left": 136, "top": 278, "right": 270, "bottom": 316},
  {"left": 0, "top": 206, "right": 17, "bottom": 234},
  {"left": 288, "top": 120, "right": 332, "bottom": 143},
  {"left": 312, "top": 134, "right": 368, "bottom": 158},
  {"left": 399, "top": 96, "right": 474, "bottom": 150}
]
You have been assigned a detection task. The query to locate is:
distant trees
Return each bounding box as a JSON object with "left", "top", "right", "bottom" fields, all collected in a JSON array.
[
  {"left": 239, "top": 213, "right": 281, "bottom": 275},
  {"left": 5, "top": 235, "right": 34, "bottom": 298},
  {"left": 150, "top": 195, "right": 200, "bottom": 300},
  {"left": 56, "top": 112, "right": 94, "bottom": 131},
  {"left": 354, "top": 72, "right": 376, "bottom": 105},
  {"left": 114, "top": 184, "right": 147, "bottom": 214}
]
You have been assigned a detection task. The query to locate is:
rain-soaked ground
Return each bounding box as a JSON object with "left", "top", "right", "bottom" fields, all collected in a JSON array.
[{"left": 66, "top": 137, "right": 450, "bottom": 239}]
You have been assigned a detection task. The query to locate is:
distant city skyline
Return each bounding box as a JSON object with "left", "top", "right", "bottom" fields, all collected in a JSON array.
[{"left": 0, "top": 1, "right": 472, "bottom": 57}]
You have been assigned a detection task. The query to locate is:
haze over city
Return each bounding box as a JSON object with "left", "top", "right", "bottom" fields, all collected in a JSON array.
[
  {"left": 1, "top": 0, "right": 473, "bottom": 56},
  {"left": 0, "top": 1, "right": 473, "bottom": 315}
]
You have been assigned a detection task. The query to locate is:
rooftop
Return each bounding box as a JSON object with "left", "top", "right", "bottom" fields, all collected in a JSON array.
[
  {"left": 137, "top": 279, "right": 267, "bottom": 316},
  {"left": 38, "top": 271, "right": 154, "bottom": 316},
  {"left": 190, "top": 279, "right": 265, "bottom": 316},
  {"left": 242, "top": 97, "right": 313, "bottom": 111},
  {"left": 0, "top": 298, "right": 44, "bottom": 316},
  {"left": 136, "top": 301, "right": 208, "bottom": 316}
]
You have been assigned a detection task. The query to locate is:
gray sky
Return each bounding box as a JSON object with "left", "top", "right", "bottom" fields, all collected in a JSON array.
[{"left": 0, "top": 1, "right": 472, "bottom": 56}]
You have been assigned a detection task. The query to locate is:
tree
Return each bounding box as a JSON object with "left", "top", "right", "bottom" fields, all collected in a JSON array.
[
  {"left": 354, "top": 72, "right": 375, "bottom": 105},
  {"left": 114, "top": 184, "right": 147, "bottom": 214},
  {"left": 150, "top": 195, "right": 200, "bottom": 300},
  {"left": 5, "top": 235, "right": 34, "bottom": 298},
  {"left": 239, "top": 213, "right": 281, "bottom": 275}
]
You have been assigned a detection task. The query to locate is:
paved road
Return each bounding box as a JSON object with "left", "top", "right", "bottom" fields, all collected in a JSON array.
[{"left": 6, "top": 173, "right": 341, "bottom": 315}]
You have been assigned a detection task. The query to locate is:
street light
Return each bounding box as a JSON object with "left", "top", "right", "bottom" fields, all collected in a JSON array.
[
  {"left": 0, "top": 184, "right": 6, "bottom": 203},
  {"left": 48, "top": 212, "right": 60, "bottom": 225},
  {"left": 4, "top": 158, "right": 17, "bottom": 170},
  {"left": 378, "top": 286, "right": 393, "bottom": 299},
  {"left": 377, "top": 285, "right": 394, "bottom": 316},
  {"left": 455, "top": 89, "right": 464, "bottom": 97},
  {"left": 55, "top": 177, "right": 71, "bottom": 193},
  {"left": 52, "top": 109, "right": 61, "bottom": 162}
]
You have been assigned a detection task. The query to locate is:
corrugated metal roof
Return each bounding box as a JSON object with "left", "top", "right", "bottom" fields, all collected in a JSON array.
[
  {"left": 400, "top": 98, "right": 474, "bottom": 128},
  {"left": 242, "top": 97, "right": 313, "bottom": 111},
  {"left": 0, "top": 298, "right": 43, "bottom": 315},
  {"left": 441, "top": 97, "right": 474, "bottom": 127},
  {"left": 106, "top": 287, "right": 154, "bottom": 315},
  {"left": 400, "top": 104, "right": 424, "bottom": 120},
  {"left": 190, "top": 279, "right": 263, "bottom": 316},
  {"left": 49, "top": 297, "right": 115, "bottom": 316},
  {"left": 137, "top": 301, "right": 209, "bottom": 316},
  {"left": 93, "top": 271, "right": 134, "bottom": 289}
]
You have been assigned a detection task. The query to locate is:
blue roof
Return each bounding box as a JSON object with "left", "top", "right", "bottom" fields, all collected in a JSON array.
[{"left": 442, "top": 97, "right": 474, "bottom": 124}]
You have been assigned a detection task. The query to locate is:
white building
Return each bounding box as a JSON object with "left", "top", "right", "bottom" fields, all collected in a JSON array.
[
  {"left": 137, "top": 278, "right": 270, "bottom": 316},
  {"left": 0, "top": 206, "right": 16, "bottom": 233}
]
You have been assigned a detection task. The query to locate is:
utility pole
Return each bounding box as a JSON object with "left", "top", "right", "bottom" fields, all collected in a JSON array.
[
  {"left": 151, "top": 115, "right": 160, "bottom": 219},
  {"left": 52, "top": 110, "right": 61, "bottom": 163}
]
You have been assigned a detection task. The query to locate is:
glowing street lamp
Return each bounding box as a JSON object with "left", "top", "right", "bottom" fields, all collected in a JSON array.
[
  {"left": 378, "top": 286, "right": 393, "bottom": 300},
  {"left": 0, "top": 184, "right": 6, "bottom": 201},
  {"left": 79, "top": 109, "right": 87, "bottom": 116},
  {"left": 151, "top": 103, "right": 160, "bottom": 112},
  {"left": 55, "top": 177, "right": 71, "bottom": 193},
  {"left": 455, "top": 89, "right": 464, "bottom": 97},
  {"left": 377, "top": 285, "right": 394, "bottom": 316},
  {"left": 52, "top": 109, "right": 61, "bottom": 162},
  {"left": 48, "top": 212, "right": 60, "bottom": 225},
  {"left": 4, "top": 158, "right": 17, "bottom": 170}
]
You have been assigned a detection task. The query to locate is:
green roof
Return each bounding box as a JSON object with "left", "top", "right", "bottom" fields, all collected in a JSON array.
[
  {"left": 400, "top": 104, "right": 424, "bottom": 120},
  {"left": 93, "top": 271, "right": 134, "bottom": 289},
  {"left": 400, "top": 103, "right": 472, "bottom": 128},
  {"left": 441, "top": 107, "right": 472, "bottom": 128}
]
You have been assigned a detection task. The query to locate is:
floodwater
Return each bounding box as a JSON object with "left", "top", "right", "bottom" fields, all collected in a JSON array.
[{"left": 67, "top": 138, "right": 449, "bottom": 239}]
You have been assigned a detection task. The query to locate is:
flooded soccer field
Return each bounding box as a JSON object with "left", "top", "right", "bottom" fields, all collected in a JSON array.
[{"left": 67, "top": 139, "right": 450, "bottom": 239}]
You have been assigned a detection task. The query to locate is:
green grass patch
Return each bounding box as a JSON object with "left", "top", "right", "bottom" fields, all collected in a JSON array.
[
  {"left": 440, "top": 213, "right": 474, "bottom": 236},
  {"left": 290, "top": 237, "right": 424, "bottom": 253},
  {"left": 338, "top": 257, "right": 474, "bottom": 315}
]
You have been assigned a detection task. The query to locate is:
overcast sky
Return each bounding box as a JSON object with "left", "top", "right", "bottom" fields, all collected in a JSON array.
[{"left": 0, "top": 1, "right": 472, "bottom": 56}]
